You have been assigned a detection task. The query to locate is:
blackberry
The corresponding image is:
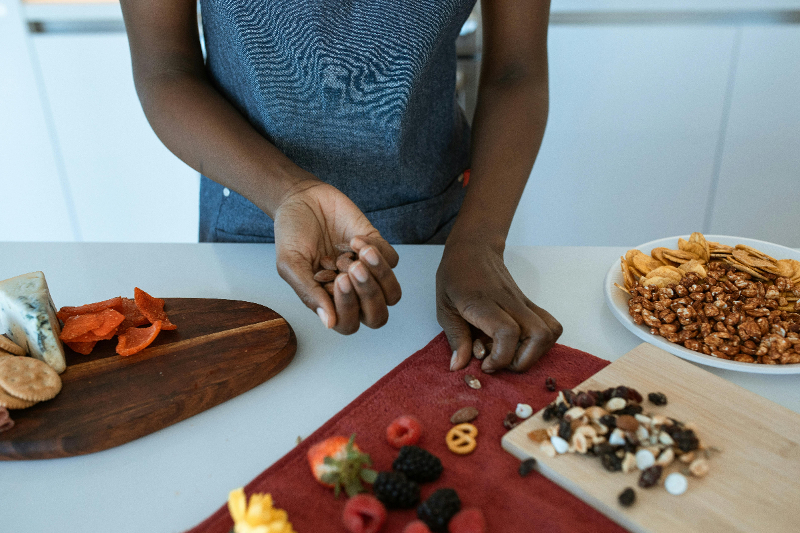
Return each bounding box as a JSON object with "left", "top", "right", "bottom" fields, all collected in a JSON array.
[
  {"left": 372, "top": 471, "right": 420, "bottom": 509},
  {"left": 417, "top": 488, "right": 461, "bottom": 532},
  {"left": 392, "top": 446, "right": 443, "bottom": 483}
]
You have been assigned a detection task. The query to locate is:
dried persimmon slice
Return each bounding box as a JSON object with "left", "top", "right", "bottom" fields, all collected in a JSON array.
[
  {"left": 90, "top": 308, "right": 126, "bottom": 337},
  {"left": 56, "top": 296, "right": 124, "bottom": 323},
  {"left": 117, "top": 297, "right": 150, "bottom": 332},
  {"left": 60, "top": 313, "right": 106, "bottom": 341},
  {"left": 64, "top": 341, "right": 97, "bottom": 355},
  {"left": 133, "top": 288, "right": 177, "bottom": 330},
  {"left": 116, "top": 321, "right": 162, "bottom": 357}
]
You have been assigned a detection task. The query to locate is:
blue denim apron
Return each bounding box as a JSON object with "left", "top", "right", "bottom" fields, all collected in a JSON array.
[{"left": 198, "top": 0, "right": 475, "bottom": 244}]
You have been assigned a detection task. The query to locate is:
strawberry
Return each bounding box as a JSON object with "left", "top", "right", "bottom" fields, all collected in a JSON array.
[
  {"left": 342, "top": 494, "right": 387, "bottom": 533},
  {"left": 307, "top": 434, "right": 378, "bottom": 497}
]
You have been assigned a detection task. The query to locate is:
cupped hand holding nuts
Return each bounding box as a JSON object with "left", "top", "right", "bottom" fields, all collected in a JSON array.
[{"left": 274, "top": 182, "right": 401, "bottom": 334}]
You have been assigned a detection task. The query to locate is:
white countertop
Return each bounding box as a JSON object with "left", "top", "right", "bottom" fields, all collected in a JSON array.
[{"left": 0, "top": 243, "right": 797, "bottom": 532}]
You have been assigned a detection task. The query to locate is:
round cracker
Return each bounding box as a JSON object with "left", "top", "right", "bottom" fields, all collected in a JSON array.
[
  {"left": 0, "top": 357, "right": 62, "bottom": 402},
  {"left": 0, "top": 335, "right": 25, "bottom": 357},
  {"left": 0, "top": 386, "right": 37, "bottom": 409}
]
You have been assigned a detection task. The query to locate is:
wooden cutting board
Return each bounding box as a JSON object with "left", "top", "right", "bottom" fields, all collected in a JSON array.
[
  {"left": 0, "top": 298, "right": 296, "bottom": 460},
  {"left": 502, "top": 343, "right": 800, "bottom": 533}
]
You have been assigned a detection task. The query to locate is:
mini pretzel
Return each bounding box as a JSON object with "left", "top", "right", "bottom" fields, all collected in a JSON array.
[{"left": 446, "top": 423, "right": 478, "bottom": 455}]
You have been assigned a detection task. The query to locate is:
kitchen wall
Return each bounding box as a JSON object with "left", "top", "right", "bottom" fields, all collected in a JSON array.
[{"left": 1, "top": 0, "right": 799, "bottom": 246}]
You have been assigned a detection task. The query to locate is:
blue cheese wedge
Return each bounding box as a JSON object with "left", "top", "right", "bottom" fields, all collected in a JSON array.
[{"left": 0, "top": 271, "right": 66, "bottom": 374}]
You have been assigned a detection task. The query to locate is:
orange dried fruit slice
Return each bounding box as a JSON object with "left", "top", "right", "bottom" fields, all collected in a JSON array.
[
  {"left": 60, "top": 313, "right": 106, "bottom": 341},
  {"left": 133, "top": 288, "right": 177, "bottom": 331},
  {"left": 65, "top": 341, "right": 97, "bottom": 355},
  {"left": 56, "top": 296, "right": 123, "bottom": 323},
  {"left": 90, "top": 308, "right": 126, "bottom": 337},
  {"left": 116, "top": 321, "right": 162, "bottom": 357},
  {"left": 117, "top": 297, "right": 150, "bottom": 333}
]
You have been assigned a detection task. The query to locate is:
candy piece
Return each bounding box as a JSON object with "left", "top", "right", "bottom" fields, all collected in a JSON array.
[
  {"left": 665, "top": 472, "right": 688, "bottom": 495},
  {"left": 342, "top": 494, "right": 387, "bottom": 533},
  {"left": 515, "top": 403, "right": 533, "bottom": 419},
  {"left": 386, "top": 415, "right": 423, "bottom": 448},
  {"left": 116, "top": 321, "right": 162, "bottom": 356},
  {"left": 550, "top": 435, "right": 569, "bottom": 454},
  {"left": 635, "top": 449, "right": 655, "bottom": 470},
  {"left": 133, "top": 288, "right": 177, "bottom": 330}
]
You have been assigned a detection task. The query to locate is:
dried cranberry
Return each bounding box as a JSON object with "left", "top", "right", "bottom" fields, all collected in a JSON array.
[
  {"left": 648, "top": 392, "right": 668, "bottom": 406},
  {"left": 545, "top": 377, "right": 557, "bottom": 392},
  {"left": 503, "top": 411, "right": 520, "bottom": 430},
  {"left": 618, "top": 487, "right": 636, "bottom": 507},
  {"left": 574, "top": 392, "right": 595, "bottom": 408}
]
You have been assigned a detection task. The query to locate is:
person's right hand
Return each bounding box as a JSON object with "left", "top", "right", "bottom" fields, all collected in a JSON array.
[{"left": 273, "top": 180, "right": 401, "bottom": 334}]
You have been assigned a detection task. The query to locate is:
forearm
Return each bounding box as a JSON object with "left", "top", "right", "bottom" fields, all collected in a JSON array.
[
  {"left": 134, "top": 70, "right": 314, "bottom": 218},
  {"left": 450, "top": 73, "right": 549, "bottom": 249}
]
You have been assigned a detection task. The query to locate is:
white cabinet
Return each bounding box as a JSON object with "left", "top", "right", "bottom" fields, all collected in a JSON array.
[
  {"left": 710, "top": 25, "right": 800, "bottom": 247},
  {"left": 0, "top": 0, "right": 75, "bottom": 241},
  {"left": 508, "top": 25, "right": 739, "bottom": 246},
  {"left": 30, "top": 33, "right": 200, "bottom": 242}
]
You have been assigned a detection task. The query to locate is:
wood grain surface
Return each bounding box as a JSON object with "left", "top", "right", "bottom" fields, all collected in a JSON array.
[
  {"left": 502, "top": 343, "right": 800, "bottom": 533},
  {"left": 0, "top": 298, "right": 296, "bottom": 460}
]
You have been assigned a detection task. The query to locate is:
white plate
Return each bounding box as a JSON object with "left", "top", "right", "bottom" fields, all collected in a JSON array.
[{"left": 604, "top": 235, "right": 800, "bottom": 374}]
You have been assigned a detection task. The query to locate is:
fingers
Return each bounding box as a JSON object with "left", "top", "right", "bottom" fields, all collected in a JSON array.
[
  {"left": 276, "top": 251, "right": 336, "bottom": 329},
  {"left": 351, "top": 235, "right": 399, "bottom": 269},
  {"left": 458, "top": 297, "right": 561, "bottom": 374},
  {"left": 332, "top": 273, "right": 360, "bottom": 335},
  {"left": 355, "top": 243, "right": 402, "bottom": 306},
  {"left": 347, "top": 260, "right": 390, "bottom": 328},
  {"left": 437, "top": 303, "right": 474, "bottom": 372}
]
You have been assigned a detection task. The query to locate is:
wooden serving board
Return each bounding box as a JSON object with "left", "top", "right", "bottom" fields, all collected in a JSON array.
[
  {"left": 0, "top": 298, "right": 296, "bottom": 460},
  {"left": 502, "top": 343, "right": 800, "bottom": 533}
]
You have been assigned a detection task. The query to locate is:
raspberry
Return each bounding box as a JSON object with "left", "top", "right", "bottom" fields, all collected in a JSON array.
[
  {"left": 372, "top": 471, "right": 420, "bottom": 509},
  {"left": 417, "top": 488, "right": 461, "bottom": 532},
  {"left": 342, "top": 494, "right": 387, "bottom": 533},
  {"left": 386, "top": 415, "right": 423, "bottom": 448},
  {"left": 447, "top": 508, "right": 487, "bottom": 533},
  {"left": 392, "top": 446, "right": 443, "bottom": 483},
  {"left": 403, "top": 520, "right": 433, "bottom": 533}
]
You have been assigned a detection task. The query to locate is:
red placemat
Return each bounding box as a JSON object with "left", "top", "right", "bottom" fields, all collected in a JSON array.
[{"left": 187, "top": 333, "right": 628, "bottom": 533}]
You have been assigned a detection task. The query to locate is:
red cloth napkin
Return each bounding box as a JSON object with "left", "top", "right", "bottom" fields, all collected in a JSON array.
[{"left": 186, "top": 333, "right": 627, "bottom": 533}]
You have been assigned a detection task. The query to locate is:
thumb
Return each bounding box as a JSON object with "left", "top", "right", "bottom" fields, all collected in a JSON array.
[
  {"left": 277, "top": 251, "right": 337, "bottom": 329},
  {"left": 437, "top": 305, "right": 473, "bottom": 372}
]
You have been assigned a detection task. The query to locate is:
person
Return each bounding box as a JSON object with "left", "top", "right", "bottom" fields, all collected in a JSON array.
[{"left": 120, "top": 0, "right": 561, "bottom": 372}]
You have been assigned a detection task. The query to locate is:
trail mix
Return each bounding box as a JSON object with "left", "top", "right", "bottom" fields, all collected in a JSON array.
[
  {"left": 617, "top": 232, "right": 800, "bottom": 365},
  {"left": 526, "top": 385, "right": 715, "bottom": 502}
]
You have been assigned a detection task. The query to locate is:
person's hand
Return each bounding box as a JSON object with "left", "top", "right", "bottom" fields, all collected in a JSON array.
[
  {"left": 274, "top": 180, "right": 401, "bottom": 334},
  {"left": 436, "top": 239, "right": 562, "bottom": 373}
]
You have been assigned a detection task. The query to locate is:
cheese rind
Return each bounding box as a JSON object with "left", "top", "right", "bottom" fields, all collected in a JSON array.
[{"left": 0, "top": 271, "right": 66, "bottom": 374}]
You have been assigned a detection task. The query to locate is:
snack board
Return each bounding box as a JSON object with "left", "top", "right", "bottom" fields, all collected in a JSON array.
[
  {"left": 604, "top": 235, "right": 800, "bottom": 374},
  {"left": 0, "top": 298, "right": 296, "bottom": 460},
  {"left": 502, "top": 342, "right": 800, "bottom": 533}
]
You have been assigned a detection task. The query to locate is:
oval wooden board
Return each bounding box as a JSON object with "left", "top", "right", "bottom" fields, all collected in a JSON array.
[{"left": 0, "top": 298, "right": 296, "bottom": 460}]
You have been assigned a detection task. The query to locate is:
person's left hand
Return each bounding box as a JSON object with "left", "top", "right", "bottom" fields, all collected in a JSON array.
[{"left": 436, "top": 239, "right": 563, "bottom": 373}]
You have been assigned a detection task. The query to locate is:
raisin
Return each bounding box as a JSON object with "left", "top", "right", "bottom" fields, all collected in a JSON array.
[
  {"left": 638, "top": 465, "right": 663, "bottom": 488},
  {"left": 554, "top": 403, "right": 569, "bottom": 419},
  {"left": 614, "top": 404, "right": 643, "bottom": 416},
  {"left": 542, "top": 403, "right": 557, "bottom": 422},
  {"left": 626, "top": 388, "right": 644, "bottom": 404},
  {"left": 518, "top": 458, "right": 537, "bottom": 477},
  {"left": 503, "top": 412, "right": 520, "bottom": 430},
  {"left": 545, "top": 377, "right": 557, "bottom": 392},
  {"left": 558, "top": 418, "right": 572, "bottom": 441},
  {"left": 601, "top": 452, "right": 623, "bottom": 472},
  {"left": 648, "top": 392, "right": 668, "bottom": 406},
  {"left": 672, "top": 429, "right": 700, "bottom": 452},
  {"left": 611, "top": 386, "right": 629, "bottom": 399},
  {"left": 618, "top": 487, "right": 636, "bottom": 507},
  {"left": 599, "top": 414, "right": 617, "bottom": 430},
  {"left": 560, "top": 389, "right": 576, "bottom": 406}
]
